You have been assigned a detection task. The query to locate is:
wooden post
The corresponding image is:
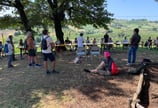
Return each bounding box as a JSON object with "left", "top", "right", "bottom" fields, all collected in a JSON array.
[
  {"left": 129, "top": 65, "right": 150, "bottom": 108},
  {"left": 130, "top": 73, "right": 144, "bottom": 108}
]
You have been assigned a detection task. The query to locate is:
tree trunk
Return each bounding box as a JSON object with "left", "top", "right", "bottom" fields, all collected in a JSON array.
[
  {"left": 47, "top": 0, "right": 66, "bottom": 50},
  {"left": 14, "top": 0, "right": 31, "bottom": 32},
  {"left": 54, "top": 15, "right": 66, "bottom": 51}
]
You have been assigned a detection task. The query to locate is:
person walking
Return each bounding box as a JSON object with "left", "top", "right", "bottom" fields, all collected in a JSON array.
[
  {"left": 41, "top": 30, "right": 59, "bottom": 74},
  {"left": 127, "top": 28, "right": 141, "bottom": 65}
]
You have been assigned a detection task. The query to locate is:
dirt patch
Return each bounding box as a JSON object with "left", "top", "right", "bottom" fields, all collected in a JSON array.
[{"left": 0, "top": 49, "right": 158, "bottom": 108}]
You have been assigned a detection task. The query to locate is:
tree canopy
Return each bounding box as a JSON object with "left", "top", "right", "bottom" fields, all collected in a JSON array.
[{"left": 0, "top": 0, "right": 113, "bottom": 45}]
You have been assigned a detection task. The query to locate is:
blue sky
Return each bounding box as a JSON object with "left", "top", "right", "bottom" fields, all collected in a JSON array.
[{"left": 107, "top": 0, "right": 158, "bottom": 21}]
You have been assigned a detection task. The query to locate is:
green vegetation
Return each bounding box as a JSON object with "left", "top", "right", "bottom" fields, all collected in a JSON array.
[{"left": 0, "top": 19, "right": 158, "bottom": 54}]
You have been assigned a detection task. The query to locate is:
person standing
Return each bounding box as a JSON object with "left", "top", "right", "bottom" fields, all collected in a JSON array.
[
  {"left": 8, "top": 35, "right": 16, "bottom": 61},
  {"left": 26, "top": 31, "right": 41, "bottom": 67},
  {"left": 5, "top": 38, "right": 14, "bottom": 68},
  {"left": 77, "top": 33, "right": 84, "bottom": 48},
  {"left": 104, "top": 32, "right": 109, "bottom": 50},
  {"left": 127, "top": 28, "right": 141, "bottom": 65},
  {"left": 41, "top": 30, "right": 58, "bottom": 74},
  {"left": 104, "top": 32, "right": 109, "bottom": 43},
  {"left": 19, "top": 39, "right": 24, "bottom": 59}
]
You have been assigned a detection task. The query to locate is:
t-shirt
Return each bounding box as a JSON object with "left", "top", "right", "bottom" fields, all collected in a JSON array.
[
  {"left": 130, "top": 34, "right": 141, "bottom": 47},
  {"left": 103, "top": 57, "right": 113, "bottom": 72},
  {"left": 77, "top": 36, "right": 84, "bottom": 47},
  {"left": 42, "top": 35, "right": 53, "bottom": 54},
  {"left": 6, "top": 43, "right": 13, "bottom": 55}
]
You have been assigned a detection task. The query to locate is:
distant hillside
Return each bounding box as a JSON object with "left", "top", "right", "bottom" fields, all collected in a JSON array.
[
  {"left": 107, "top": 19, "right": 158, "bottom": 41},
  {"left": 0, "top": 19, "right": 158, "bottom": 43}
]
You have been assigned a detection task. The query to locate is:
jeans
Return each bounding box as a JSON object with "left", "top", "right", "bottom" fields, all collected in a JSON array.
[
  {"left": 128, "top": 46, "right": 138, "bottom": 63},
  {"left": 8, "top": 55, "right": 13, "bottom": 66}
]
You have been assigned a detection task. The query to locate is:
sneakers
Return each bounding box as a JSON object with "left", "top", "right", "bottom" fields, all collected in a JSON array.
[
  {"left": 46, "top": 70, "right": 59, "bottom": 74},
  {"left": 52, "top": 70, "right": 59, "bottom": 74},
  {"left": 8, "top": 65, "right": 14, "bottom": 68},
  {"left": 35, "top": 64, "right": 42, "bottom": 67},
  {"left": 28, "top": 63, "right": 41, "bottom": 67},
  {"left": 28, "top": 63, "right": 33, "bottom": 67},
  {"left": 46, "top": 70, "right": 51, "bottom": 74},
  {"left": 126, "top": 63, "right": 131, "bottom": 66}
]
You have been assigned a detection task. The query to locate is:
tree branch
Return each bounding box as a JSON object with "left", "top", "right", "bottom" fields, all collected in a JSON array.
[{"left": 0, "top": 1, "right": 13, "bottom": 7}]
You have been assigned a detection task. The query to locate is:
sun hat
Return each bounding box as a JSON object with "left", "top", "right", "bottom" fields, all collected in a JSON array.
[{"left": 104, "top": 51, "right": 110, "bottom": 57}]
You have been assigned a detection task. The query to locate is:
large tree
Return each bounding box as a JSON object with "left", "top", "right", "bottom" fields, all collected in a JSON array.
[
  {"left": 46, "top": 0, "right": 113, "bottom": 45},
  {"left": 0, "top": 0, "right": 31, "bottom": 31},
  {"left": 0, "top": 0, "right": 113, "bottom": 44}
]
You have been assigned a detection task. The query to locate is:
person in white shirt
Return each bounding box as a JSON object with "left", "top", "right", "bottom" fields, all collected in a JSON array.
[
  {"left": 77, "top": 33, "right": 84, "bottom": 47},
  {"left": 122, "top": 37, "right": 129, "bottom": 49},
  {"left": 6, "top": 38, "right": 14, "bottom": 68},
  {"left": 41, "top": 30, "right": 59, "bottom": 74},
  {"left": 123, "top": 37, "right": 129, "bottom": 43}
]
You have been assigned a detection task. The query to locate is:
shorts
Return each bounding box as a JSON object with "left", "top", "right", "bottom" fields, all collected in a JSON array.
[
  {"left": 43, "top": 53, "right": 55, "bottom": 62},
  {"left": 0, "top": 49, "right": 2, "bottom": 52},
  {"left": 28, "top": 49, "right": 36, "bottom": 56}
]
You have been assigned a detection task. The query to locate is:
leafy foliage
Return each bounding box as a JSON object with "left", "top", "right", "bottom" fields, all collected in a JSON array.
[
  {"left": 0, "top": 15, "right": 21, "bottom": 29},
  {"left": 0, "top": 0, "right": 112, "bottom": 30}
]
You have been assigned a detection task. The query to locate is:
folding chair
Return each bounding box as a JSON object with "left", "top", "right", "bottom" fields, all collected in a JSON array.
[
  {"left": 76, "top": 47, "right": 87, "bottom": 62},
  {"left": 90, "top": 46, "right": 100, "bottom": 61}
]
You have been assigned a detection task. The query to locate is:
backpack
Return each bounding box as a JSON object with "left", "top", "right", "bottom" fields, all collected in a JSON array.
[
  {"left": 41, "top": 36, "right": 49, "bottom": 50},
  {"left": 111, "top": 62, "right": 119, "bottom": 75},
  {"left": 4, "top": 43, "right": 9, "bottom": 53}
]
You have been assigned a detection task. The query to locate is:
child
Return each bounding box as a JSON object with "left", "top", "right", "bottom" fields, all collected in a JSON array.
[{"left": 84, "top": 51, "right": 119, "bottom": 75}]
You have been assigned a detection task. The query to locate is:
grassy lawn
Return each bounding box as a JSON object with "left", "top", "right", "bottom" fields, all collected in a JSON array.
[{"left": 0, "top": 48, "right": 158, "bottom": 108}]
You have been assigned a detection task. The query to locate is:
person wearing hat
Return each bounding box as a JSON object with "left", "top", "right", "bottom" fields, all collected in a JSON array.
[
  {"left": 8, "top": 35, "right": 16, "bottom": 61},
  {"left": 84, "top": 51, "right": 118, "bottom": 75},
  {"left": 5, "top": 37, "right": 14, "bottom": 68}
]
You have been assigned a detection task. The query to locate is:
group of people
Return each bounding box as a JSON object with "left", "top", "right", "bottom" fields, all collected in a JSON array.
[
  {"left": 85, "top": 28, "right": 141, "bottom": 75},
  {"left": 0, "top": 30, "right": 58, "bottom": 75},
  {"left": 144, "top": 36, "right": 158, "bottom": 49},
  {"left": 0, "top": 35, "right": 16, "bottom": 67},
  {"left": 0, "top": 28, "right": 152, "bottom": 76}
]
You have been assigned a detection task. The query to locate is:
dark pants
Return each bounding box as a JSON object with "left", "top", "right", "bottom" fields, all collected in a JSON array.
[
  {"left": 20, "top": 48, "right": 23, "bottom": 59},
  {"left": 7, "top": 55, "right": 13, "bottom": 67}
]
